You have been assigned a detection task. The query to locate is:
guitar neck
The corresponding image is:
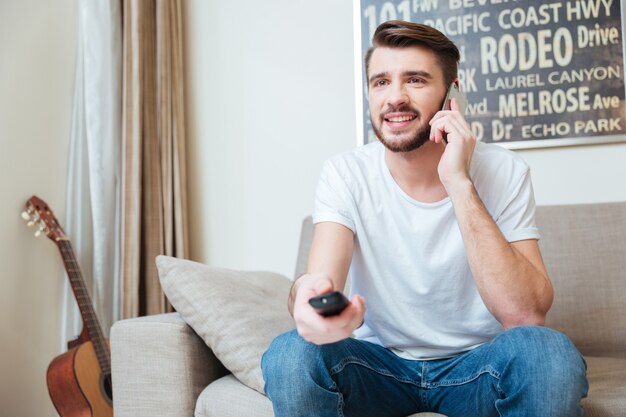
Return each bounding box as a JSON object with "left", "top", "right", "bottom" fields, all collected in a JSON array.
[{"left": 57, "top": 239, "right": 111, "bottom": 375}]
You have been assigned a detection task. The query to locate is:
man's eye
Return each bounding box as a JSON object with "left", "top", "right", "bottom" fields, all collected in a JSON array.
[
  {"left": 373, "top": 79, "right": 388, "bottom": 87},
  {"left": 408, "top": 78, "right": 424, "bottom": 84}
]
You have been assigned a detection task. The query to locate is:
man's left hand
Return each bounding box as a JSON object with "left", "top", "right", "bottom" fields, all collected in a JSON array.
[{"left": 429, "top": 97, "right": 476, "bottom": 193}]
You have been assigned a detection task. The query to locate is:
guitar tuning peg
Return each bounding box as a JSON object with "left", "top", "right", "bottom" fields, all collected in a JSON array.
[
  {"left": 26, "top": 212, "right": 40, "bottom": 228},
  {"left": 21, "top": 206, "right": 36, "bottom": 221},
  {"left": 34, "top": 224, "right": 48, "bottom": 238}
]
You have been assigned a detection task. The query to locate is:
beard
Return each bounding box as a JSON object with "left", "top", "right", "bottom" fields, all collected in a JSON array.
[{"left": 371, "top": 105, "right": 431, "bottom": 153}]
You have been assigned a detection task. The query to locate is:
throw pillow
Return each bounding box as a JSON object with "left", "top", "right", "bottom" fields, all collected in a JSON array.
[{"left": 156, "top": 255, "right": 295, "bottom": 394}]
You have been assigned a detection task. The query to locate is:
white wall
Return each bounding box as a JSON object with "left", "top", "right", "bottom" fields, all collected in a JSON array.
[
  {"left": 520, "top": 144, "right": 626, "bottom": 205},
  {"left": 185, "top": 1, "right": 626, "bottom": 278},
  {"left": 184, "top": 0, "right": 357, "bottom": 277},
  {"left": 0, "top": 1, "right": 75, "bottom": 416}
]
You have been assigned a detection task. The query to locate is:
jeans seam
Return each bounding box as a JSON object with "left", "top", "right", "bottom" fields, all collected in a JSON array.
[
  {"left": 424, "top": 366, "right": 501, "bottom": 388},
  {"left": 329, "top": 357, "right": 421, "bottom": 387},
  {"left": 330, "top": 381, "right": 345, "bottom": 417}
]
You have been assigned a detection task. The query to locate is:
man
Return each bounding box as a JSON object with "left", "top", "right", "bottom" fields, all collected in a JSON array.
[{"left": 262, "top": 20, "right": 588, "bottom": 417}]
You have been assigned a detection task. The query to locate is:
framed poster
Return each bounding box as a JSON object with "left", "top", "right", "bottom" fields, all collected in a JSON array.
[{"left": 354, "top": 0, "right": 626, "bottom": 149}]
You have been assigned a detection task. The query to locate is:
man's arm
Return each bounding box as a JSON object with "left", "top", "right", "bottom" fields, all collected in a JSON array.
[
  {"left": 288, "top": 221, "right": 365, "bottom": 344},
  {"left": 430, "top": 98, "right": 553, "bottom": 328},
  {"left": 447, "top": 179, "right": 553, "bottom": 327}
]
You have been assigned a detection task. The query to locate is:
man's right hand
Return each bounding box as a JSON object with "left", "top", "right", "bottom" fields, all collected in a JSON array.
[{"left": 292, "top": 273, "right": 366, "bottom": 345}]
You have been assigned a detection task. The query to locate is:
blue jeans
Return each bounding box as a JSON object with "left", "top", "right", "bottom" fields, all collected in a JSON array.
[{"left": 261, "top": 326, "right": 588, "bottom": 417}]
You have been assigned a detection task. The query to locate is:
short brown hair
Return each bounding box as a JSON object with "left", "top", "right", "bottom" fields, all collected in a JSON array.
[{"left": 365, "top": 20, "right": 460, "bottom": 89}]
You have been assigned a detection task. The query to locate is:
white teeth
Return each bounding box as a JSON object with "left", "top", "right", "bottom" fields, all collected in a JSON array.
[{"left": 388, "top": 116, "right": 414, "bottom": 122}]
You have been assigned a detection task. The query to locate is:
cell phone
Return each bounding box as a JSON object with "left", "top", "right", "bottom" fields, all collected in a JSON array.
[
  {"left": 308, "top": 291, "right": 350, "bottom": 317},
  {"left": 441, "top": 82, "right": 468, "bottom": 113},
  {"left": 440, "top": 83, "right": 468, "bottom": 143}
]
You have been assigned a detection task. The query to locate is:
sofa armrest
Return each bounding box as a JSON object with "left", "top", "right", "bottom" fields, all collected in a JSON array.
[{"left": 111, "top": 312, "right": 229, "bottom": 417}]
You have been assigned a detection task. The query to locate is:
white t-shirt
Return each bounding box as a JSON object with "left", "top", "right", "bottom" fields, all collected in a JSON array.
[{"left": 312, "top": 141, "right": 540, "bottom": 360}]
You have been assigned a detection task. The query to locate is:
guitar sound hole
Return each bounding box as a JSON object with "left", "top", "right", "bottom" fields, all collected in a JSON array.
[{"left": 101, "top": 373, "right": 113, "bottom": 402}]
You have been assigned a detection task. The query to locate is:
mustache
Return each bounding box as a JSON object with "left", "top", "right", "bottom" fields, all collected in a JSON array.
[{"left": 380, "top": 105, "right": 421, "bottom": 119}]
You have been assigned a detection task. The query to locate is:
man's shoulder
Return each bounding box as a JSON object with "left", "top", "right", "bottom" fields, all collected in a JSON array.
[
  {"left": 472, "top": 141, "right": 529, "bottom": 178},
  {"left": 470, "top": 142, "right": 532, "bottom": 210}
]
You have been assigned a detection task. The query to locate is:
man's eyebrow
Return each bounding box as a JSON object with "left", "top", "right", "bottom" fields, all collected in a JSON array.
[
  {"left": 403, "top": 70, "right": 433, "bottom": 79},
  {"left": 368, "top": 70, "right": 434, "bottom": 84},
  {"left": 368, "top": 72, "right": 388, "bottom": 84}
]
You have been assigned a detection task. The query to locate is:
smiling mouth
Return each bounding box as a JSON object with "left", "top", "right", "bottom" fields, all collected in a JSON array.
[{"left": 385, "top": 115, "right": 417, "bottom": 123}]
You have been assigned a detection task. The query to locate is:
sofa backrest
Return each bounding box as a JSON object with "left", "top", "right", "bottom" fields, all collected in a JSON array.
[
  {"left": 536, "top": 202, "right": 626, "bottom": 356},
  {"left": 296, "top": 202, "right": 626, "bottom": 356},
  {"left": 294, "top": 216, "right": 313, "bottom": 279}
]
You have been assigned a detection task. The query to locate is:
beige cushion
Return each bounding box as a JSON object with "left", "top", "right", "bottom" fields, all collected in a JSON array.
[
  {"left": 196, "top": 375, "right": 274, "bottom": 417},
  {"left": 582, "top": 356, "right": 626, "bottom": 417},
  {"left": 156, "top": 256, "right": 295, "bottom": 394}
]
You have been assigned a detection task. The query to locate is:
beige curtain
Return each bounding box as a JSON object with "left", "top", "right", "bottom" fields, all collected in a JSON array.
[{"left": 121, "top": 0, "right": 188, "bottom": 318}]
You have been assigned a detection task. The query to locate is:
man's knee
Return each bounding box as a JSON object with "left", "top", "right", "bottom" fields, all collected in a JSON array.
[
  {"left": 262, "top": 330, "right": 329, "bottom": 391},
  {"left": 495, "top": 326, "right": 588, "bottom": 392},
  {"left": 263, "top": 330, "right": 309, "bottom": 377},
  {"left": 262, "top": 329, "right": 345, "bottom": 408},
  {"left": 496, "top": 326, "right": 584, "bottom": 366}
]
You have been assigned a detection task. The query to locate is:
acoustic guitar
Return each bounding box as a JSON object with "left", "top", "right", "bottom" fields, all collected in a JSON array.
[{"left": 22, "top": 196, "right": 113, "bottom": 417}]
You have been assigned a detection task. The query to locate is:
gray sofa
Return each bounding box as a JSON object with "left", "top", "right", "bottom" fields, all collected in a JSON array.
[{"left": 111, "top": 202, "right": 626, "bottom": 417}]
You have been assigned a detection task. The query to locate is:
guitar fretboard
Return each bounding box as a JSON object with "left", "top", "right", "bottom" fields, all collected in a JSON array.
[{"left": 57, "top": 239, "right": 111, "bottom": 376}]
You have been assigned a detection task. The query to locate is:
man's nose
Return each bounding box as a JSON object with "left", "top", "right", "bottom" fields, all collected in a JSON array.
[{"left": 386, "top": 84, "right": 409, "bottom": 108}]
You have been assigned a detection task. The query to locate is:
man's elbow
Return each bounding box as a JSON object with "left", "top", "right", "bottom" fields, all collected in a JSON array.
[
  {"left": 500, "top": 309, "right": 548, "bottom": 329},
  {"left": 501, "top": 282, "right": 554, "bottom": 328}
]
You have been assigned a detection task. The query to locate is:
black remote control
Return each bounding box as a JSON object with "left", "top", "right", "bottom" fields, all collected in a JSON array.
[{"left": 308, "top": 291, "right": 350, "bottom": 317}]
